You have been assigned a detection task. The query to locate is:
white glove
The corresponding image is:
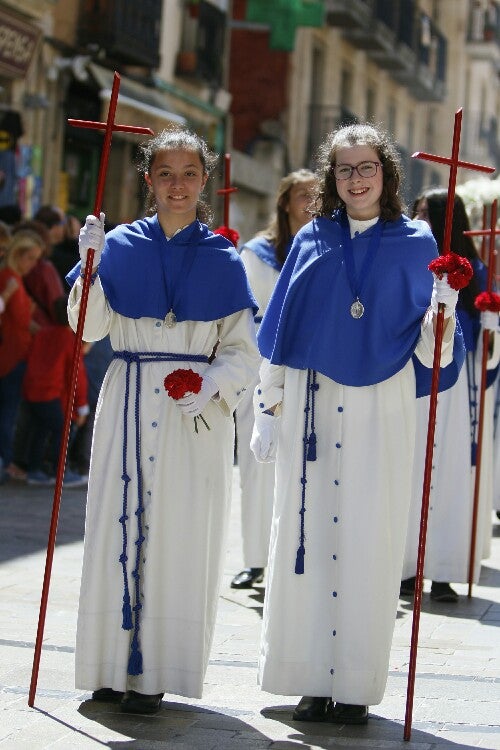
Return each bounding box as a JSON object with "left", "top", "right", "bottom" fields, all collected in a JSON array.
[
  {"left": 176, "top": 375, "right": 218, "bottom": 417},
  {"left": 79, "top": 212, "right": 105, "bottom": 269},
  {"left": 430, "top": 273, "right": 459, "bottom": 319},
  {"left": 250, "top": 411, "right": 279, "bottom": 463},
  {"left": 481, "top": 310, "right": 499, "bottom": 332}
]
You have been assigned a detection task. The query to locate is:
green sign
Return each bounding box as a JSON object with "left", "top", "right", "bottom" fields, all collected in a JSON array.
[{"left": 246, "top": 0, "right": 324, "bottom": 51}]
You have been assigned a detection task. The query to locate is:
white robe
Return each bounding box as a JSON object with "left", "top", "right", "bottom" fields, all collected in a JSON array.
[
  {"left": 469, "top": 333, "right": 500, "bottom": 560},
  {"left": 234, "top": 247, "right": 278, "bottom": 568},
  {"left": 255, "top": 311, "right": 455, "bottom": 706},
  {"left": 68, "top": 276, "right": 260, "bottom": 698},
  {"left": 403, "top": 367, "right": 478, "bottom": 583},
  {"left": 492, "top": 369, "right": 500, "bottom": 512}
]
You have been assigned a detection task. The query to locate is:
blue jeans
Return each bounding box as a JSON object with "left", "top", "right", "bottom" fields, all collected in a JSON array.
[{"left": 0, "top": 361, "right": 26, "bottom": 467}]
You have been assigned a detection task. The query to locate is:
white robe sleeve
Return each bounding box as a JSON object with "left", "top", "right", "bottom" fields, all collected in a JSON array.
[
  {"left": 203, "top": 308, "right": 261, "bottom": 416},
  {"left": 413, "top": 308, "right": 456, "bottom": 368},
  {"left": 486, "top": 329, "right": 500, "bottom": 371},
  {"left": 67, "top": 276, "right": 113, "bottom": 342},
  {"left": 253, "top": 358, "right": 285, "bottom": 416}
]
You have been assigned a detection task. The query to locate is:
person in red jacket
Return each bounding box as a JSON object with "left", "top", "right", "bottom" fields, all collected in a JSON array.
[
  {"left": 22, "top": 295, "right": 89, "bottom": 487},
  {"left": 0, "top": 230, "right": 42, "bottom": 481}
]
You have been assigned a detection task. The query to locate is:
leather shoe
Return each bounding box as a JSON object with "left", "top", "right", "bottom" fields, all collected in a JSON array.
[
  {"left": 430, "top": 581, "right": 458, "bottom": 603},
  {"left": 230, "top": 567, "right": 264, "bottom": 589},
  {"left": 400, "top": 576, "right": 416, "bottom": 596},
  {"left": 120, "top": 690, "right": 163, "bottom": 714},
  {"left": 292, "top": 695, "right": 331, "bottom": 721},
  {"left": 329, "top": 702, "right": 369, "bottom": 725},
  {"left": 91, "top": 687, "right": 124, "bottom": 702}
]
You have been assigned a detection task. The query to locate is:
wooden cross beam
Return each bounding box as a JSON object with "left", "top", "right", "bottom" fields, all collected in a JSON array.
[{"left": 216, "top": 153, "right": 238, "bottom": 228}]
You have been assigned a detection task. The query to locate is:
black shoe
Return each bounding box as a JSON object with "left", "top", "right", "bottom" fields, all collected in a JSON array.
[
  {"left": 292, "top": 695, "right": 331, "bottom": 721},
  {"left": 91, "top": 687, "right": 124, "bottom": 702},
  {"left": 400, "top": 576, "right": 416, "bottom": 596},
  {"left": 430, "top": 581, "right": 458, "bottom": 603},
  {"left": 230, "top": 567, "right": 264, "bottom": 589},
  {"left": 120, "top": 690, "right": 164, "bottom": 714},
  {"left": 329, "top": 702, "right": 369, "bottom": 725}
]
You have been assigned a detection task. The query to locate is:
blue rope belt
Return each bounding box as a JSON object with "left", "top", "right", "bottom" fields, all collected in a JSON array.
[
  {"left": 113, "top": 350, "right": 209, "bottom": 675},
  {"left": 295, "top": 369, "right": 318, "bottom": 575}
]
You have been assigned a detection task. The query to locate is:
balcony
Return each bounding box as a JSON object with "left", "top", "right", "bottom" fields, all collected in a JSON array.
[
  {"left": 325, "top": 0, "right": 447, "bottom": 102},
  {"left": 77, "top": 0, "right": 161, "bottom": 69},
  {"left": 467, "top": 0, "right": 500, "bottom": 64},
  {"left": 324, "top": 0, "right": 372, "bottom": 29}
]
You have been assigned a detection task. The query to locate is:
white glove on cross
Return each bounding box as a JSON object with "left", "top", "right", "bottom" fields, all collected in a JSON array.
[
  {"left": 79, "top": 212, "right": 106, "bottom": 269},
  {"left": 250, "top": 411, "right": 279, "bottom": 463},
  {"left": 481, "top": 310, "right": 499, "bottom": 332},
  {"left": 175, "top": 375, "right": 218, "bottom": 417},
  {"left": 430, "top": 273, "right": 459, "bottom": 319}
]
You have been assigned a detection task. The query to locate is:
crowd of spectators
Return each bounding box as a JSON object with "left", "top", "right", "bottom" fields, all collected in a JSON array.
[{"left": 0, "top": 204, "right": 112, "bottom": 487}]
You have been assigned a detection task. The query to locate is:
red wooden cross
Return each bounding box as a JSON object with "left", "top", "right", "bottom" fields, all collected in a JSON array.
[
  {"left": 28, "top": 72, "right": 153, "bottom": 708},
  {"left": 464, "top": 201, "right": 500, "bottom": 597},
  {"left": 216, "top": 153, "right": 238, "bottom": 228},
  {"left": 404, "top": 108, "right": 496, "bottom": 741},
  {"left": 412, "top": 109, "right": 495, "bottom": 256}
]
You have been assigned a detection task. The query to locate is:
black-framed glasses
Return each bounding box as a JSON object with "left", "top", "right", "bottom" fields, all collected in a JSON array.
[{"left": 332, "top": 161, "right": 383, "bottom": 180}]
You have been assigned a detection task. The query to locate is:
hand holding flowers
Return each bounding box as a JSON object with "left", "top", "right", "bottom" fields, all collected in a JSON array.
[{"left": 164, "top": 368, "right": 218, "bottom": 432}]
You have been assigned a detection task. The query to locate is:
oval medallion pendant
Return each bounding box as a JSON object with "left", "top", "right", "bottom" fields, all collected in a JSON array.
[
  {"left": 165, "top": 309, "right": 177, "bottom": 328},
  {"left": 350, "top": 299, "right": 364, "bottom": 319}
]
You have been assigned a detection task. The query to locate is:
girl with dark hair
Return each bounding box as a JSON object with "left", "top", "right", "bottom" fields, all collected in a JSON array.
[
  {"left": 249, "top": 123, "right": 465, "bottom": 725},
  {"left": 402, "top": 188, "right": 499, "bottom": 602},
  {"left": 66, "top": 126, "right": 260, "bottom": 714},
  {"left": 231, "top": 168, "right": 318, "bottom": 590}
]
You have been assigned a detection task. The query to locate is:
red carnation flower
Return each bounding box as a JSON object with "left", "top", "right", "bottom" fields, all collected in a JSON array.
[
  {"left": 164, "top": 368, "right": 209, "bottom": 432},
  {"left": 428, "top": 253, "right": 473, "bottom": 291},
  {"left": 164, "top": 368, "right": 202, "bottom": 399},
  {"left": 213, "top": 225, "right": 240, "bottom": 247},
  {"left": 474, "top": 290, "right": 500, "bottom": 312}
]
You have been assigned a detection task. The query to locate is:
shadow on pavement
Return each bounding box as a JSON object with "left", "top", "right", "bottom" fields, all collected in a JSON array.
[
  {"left": 0, "top": 480, "right": 86, "bottom": 563},
  {"left": 78, "top": 699, "right": 276, "bottom": 747},
  {"left": 261, "top": 705, "right": 490, "bottom": 749}
]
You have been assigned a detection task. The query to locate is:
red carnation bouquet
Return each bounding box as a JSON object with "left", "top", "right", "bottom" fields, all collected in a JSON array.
[
  {"left": 213, "top": 225, "right": 240, "bottom": 248},
  {"left": 164, "top": 368, "right": 210, "bottom": 433},
  {"left": 428, "top": 253, "right": 473, "bottom": 290},
  {"left": 474, "top": 290, "right": 500, "bottom": 312}
]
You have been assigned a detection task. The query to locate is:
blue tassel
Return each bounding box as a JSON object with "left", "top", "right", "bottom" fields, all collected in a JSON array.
[
  {"left": 295, "top": 544, "right": 305, "bottom": 574},
  {"left": 471, "top": 441, "right": 477, "bottom": 466},
  {"left": 127, "top": 644, "right": 143, "bottom": 676},
  {"left": 306, "top": 431, "right": 317, "bottom": 461},
  {"left": 122, "top": 600, "right": 133, "bottom": 630}
]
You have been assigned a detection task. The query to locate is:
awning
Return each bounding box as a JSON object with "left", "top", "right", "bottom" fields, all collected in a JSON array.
[{"left": 88, "top": 63, "right": 186, "bottom": 136}]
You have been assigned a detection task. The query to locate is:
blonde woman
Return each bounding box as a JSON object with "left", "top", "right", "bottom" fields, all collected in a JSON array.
[{"left": 0, "top": 231, "right": 43, "bottom": 480}]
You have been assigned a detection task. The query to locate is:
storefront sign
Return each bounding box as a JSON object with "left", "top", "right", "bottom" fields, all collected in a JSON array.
[{"left": 0, "top": 9, "right": 40, "bottom": 77}]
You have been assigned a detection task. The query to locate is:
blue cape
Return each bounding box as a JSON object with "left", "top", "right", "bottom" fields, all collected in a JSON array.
[
  {"left": 258, "top": 211, "right": 465, "bottom": 396},
  {"left": 67, "top": 216, "right": 258, "bottom": 321},
  {"left": 243, "top": 236, "right": 291, "bottom": 271}
]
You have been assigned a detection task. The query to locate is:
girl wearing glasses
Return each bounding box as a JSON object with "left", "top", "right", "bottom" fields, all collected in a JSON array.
[{"left": 250, "top": 123, "right": 465, "bottom": 725}]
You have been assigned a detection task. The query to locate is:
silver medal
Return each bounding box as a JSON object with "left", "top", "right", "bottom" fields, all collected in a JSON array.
[
  {"left": 350, "top": 299, "right": 364, "bottom": 319},
  {"left": 164, "top": 309, "right": 177, "bottom": 328}
]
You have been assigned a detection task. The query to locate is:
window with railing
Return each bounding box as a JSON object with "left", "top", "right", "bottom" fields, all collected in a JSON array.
[
  {"left": 78, "top": 0, "right": 161, "bottom": 68},
  {"left": 175, "top": 0, "right": 226, "bottom": 86},
  {"left": 469, "top": 0, "right": 500, "bottom": 42}
]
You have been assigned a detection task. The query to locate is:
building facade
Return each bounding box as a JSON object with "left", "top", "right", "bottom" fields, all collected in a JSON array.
[{"left": 0, "top": 0, "right": 498, "bottom": 234}]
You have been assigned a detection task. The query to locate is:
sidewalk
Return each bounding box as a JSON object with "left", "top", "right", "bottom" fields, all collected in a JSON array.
[{"left": 0, "top": 468, "right": 499, "bottom": 749}]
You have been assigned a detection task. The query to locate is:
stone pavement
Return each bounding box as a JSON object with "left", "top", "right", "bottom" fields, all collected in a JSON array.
[{"left": 0, "top": 468, "right": 499, "bottom": 749}]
